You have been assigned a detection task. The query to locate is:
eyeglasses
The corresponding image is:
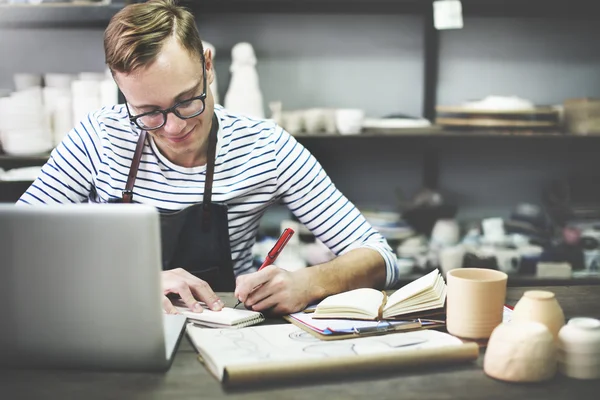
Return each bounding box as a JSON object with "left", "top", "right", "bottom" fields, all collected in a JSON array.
[{"left": 126, "top": 57, "right": 207, "bottom": 131}]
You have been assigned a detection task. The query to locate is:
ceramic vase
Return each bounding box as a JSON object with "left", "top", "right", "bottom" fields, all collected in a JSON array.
[
  {"left": 512, "top": 290, "right": 565, "bottom": 340},
  {"left": 484, "top": 321, "right": 557, "bottom": 382},
  {"left": 224, "top": 42, "right": 265, "bottom": 119},
  {"left": 558, "top": 317, "right": 600, "bottom": 379}
]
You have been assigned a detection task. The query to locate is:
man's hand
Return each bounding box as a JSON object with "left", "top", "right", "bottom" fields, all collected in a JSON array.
[
  {"left": 234, "top": 265, "right": 311, "bottom": 315},
  {"left": 161, "top": 268, "right": 225, "bottom": 314}
]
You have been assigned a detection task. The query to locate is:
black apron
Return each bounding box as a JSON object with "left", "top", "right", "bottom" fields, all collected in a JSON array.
[{"left": 110, "top": 113, "right": 235, "bottom": 292}]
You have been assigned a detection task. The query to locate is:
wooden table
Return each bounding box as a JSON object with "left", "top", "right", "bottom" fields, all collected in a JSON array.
[{"left": 2, "top": 286, "right": 600, "bottom": 399}]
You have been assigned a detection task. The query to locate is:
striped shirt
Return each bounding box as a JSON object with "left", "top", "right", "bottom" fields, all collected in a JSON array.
[{"left": 18, "top": 105, "right": 399, "bottom": 287}]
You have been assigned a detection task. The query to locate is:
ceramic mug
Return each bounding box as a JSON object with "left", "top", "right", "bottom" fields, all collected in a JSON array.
[
  {"left": 446, "top": 268, "right": 508, "bottom": 339},
  {"left": 439, "top": 245, "right": 466, "bottom": 277}
]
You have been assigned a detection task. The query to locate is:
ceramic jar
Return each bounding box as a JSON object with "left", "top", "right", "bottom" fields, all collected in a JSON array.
[
  {"left": 512, "top": 290, "right": 565, "bottom": 340},
  {"left": 484, "top": 321, "right": 557, "bottom": 382},
  {"left": 558, "top": 317, "right": 600, "bottom": 379}
]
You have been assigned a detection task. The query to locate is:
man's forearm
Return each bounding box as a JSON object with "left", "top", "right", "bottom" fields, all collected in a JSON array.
[{"left": 296, "top": 248, "right": 387, "bottom": 305}]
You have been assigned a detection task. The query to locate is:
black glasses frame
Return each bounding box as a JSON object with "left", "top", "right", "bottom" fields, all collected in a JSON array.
[{"left": 126, "top": 55, "right": 207, "bottom": 131}]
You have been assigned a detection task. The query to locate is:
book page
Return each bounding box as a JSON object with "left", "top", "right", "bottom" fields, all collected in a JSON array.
[
  {"left": 186, "top": 323, "right": 477, "bottom": 386},
  {"left": 313, "top": 288, "right": 384, "bottom": 319},
  {"left": 384, "top": 269, "right": 440, "bottom": 313}
]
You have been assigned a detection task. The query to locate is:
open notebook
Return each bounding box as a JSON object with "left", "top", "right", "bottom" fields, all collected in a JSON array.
[
  {"left": 176, "top": 306, "right": 265, "bottom": 329},
  {"left": 313, "top": 269, "right": 446, "bottom": 321}
]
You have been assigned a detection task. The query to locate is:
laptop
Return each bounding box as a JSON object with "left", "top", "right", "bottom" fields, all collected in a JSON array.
[{"left": 0, "top": 204, "right": 187, "bottom": 371}]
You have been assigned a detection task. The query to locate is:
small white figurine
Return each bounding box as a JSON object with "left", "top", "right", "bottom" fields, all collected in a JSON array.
[
  {"left": 202, "top": 41, "right": 219, "bottom": 104},
  {"left": 224, "top": 42, "right": 265, "bottom": 119}
]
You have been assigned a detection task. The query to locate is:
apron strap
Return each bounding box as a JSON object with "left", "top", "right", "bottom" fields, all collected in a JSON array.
[
  {"left": 121, "top": 113, "right": 219, "bottom": 213},
  {"left": 122, "top": 130, "right": 147, "bottom": 203},
  {"left": 202, "top": 113, "right": 219, "bottom": 230}
]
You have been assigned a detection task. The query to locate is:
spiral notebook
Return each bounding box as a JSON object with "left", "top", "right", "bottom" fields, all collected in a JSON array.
[{"left": 176, "top": 306, "right": 265, "bottom": 329}]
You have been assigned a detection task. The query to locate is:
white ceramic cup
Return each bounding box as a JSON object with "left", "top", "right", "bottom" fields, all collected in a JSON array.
[
  {"left": 335, "top": 108, "right": 364, "bottom": 135},
  {"left": 439, "top": 245, "right": 466, "bottom": 277}
]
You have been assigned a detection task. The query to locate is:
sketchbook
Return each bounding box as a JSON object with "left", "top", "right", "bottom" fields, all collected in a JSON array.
[{"left": 186, "top": 323, "right": 479, "bottom": 387}]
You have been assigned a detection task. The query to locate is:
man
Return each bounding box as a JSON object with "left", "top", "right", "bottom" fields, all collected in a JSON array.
[{"left": 18, "top": 0, "right": 399, "bottom": 315}]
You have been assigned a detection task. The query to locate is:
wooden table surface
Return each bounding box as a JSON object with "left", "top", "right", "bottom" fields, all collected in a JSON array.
[{"left": 2, "top": 286, "right": 600, "bottom": 399}]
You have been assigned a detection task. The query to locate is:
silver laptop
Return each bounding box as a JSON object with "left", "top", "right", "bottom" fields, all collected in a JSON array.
[{"left": 0, "top": 204, "right": 187, "bottom": 371}]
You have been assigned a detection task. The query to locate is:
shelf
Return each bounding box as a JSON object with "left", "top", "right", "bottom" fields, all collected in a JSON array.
[
  {"left": 0, "top": 153, "right": 50, "bottom": 170},
  {"left": 293, "top": 129, "right": 600, "bottom": 139},
  {"left": 395, "top": 273, "right": 600, "bottom": 289},
  {"left": 0, "top": 1, "right": 123, "bottom": 29},
  {"left": 0, "top": 0, "right": 425, "bottom": 28},
  {"left": 0, "top": 0, "right": 594, "bottom": 30},
  {"left": 459, "top": 0, "right": 598, "bottom": 18},
  {"left": 182, "top": 0, "right": 424, "bottom": 14},
  {"left": 0, "top": 129, "right": 599, "bottom": 167}
]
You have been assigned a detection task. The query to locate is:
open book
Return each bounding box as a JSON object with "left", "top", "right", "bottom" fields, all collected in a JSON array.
[
  {"left": 313, "top": 269, "right": 446, "bottom": 320},
  {"left": 176, "top": 306, "right": 265, "bottom": 329}
]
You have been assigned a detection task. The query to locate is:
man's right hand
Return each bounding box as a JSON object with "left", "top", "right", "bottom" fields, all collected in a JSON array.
[{"left": 161, "top": 268, "right": 225, "bottom": 314}]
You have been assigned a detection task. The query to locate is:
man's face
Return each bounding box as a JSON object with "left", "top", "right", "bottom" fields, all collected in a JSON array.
[{"left": 114, "top": 37, "right": 215, "bottom": 165}]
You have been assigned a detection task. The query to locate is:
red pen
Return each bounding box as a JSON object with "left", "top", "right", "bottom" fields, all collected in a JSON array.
[{"left": 234, "top": 228, "right": 295, "bottom": 308}]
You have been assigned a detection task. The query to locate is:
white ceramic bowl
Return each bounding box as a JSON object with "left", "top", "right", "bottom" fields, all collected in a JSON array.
[{"left": 558, "top": 318, "right": 600, "bottom": 354}]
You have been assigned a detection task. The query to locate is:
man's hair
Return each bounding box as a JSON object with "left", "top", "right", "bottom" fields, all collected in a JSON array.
[{"left": 104, "top": 0, "right": 204, "bottom": 74}]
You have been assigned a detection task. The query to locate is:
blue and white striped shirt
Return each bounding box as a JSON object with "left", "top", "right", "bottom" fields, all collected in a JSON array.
[{"left": 19, "top": 105, "right": 399, "bottom": 287}]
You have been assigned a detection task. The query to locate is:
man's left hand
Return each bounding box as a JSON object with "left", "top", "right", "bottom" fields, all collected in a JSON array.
[{"left": 234, "top": 265, "right": 310, "bottom": 315}]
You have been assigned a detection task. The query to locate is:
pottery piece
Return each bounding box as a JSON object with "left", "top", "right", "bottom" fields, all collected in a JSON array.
[
  {"left": 484, "top": 321, "right": 557, "bottom": 382},
  {"left": 512, "top": 290, "right": 565, "bottom": 340},
  {"left": 446, "top": 268, "right": 507, "bottom": 339},
  {"left": 439, "top": 245, "right": 465, "bottom": 277},
  {"left": 335, "top": 108, "right": 364, "bottom": 135},
  {"left": 224, "top": 42, "right": 264, "bottom": 119},
  {"left": 558, "top": 317, "right": 600, "bottom": 379}
]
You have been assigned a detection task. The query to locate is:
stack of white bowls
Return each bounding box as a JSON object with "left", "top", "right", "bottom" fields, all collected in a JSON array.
[
  {"left": 558, "top": 317, "right": 600, "bottom": 379},
  {"left": 0, "top": 87, "right": 53, "bottom": 156},
  {"left": 71, "top": 71, "right": 119, "bottom": 128},
  {"left": 44, "top": 73, "right": 75, "bottom": 146}
]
